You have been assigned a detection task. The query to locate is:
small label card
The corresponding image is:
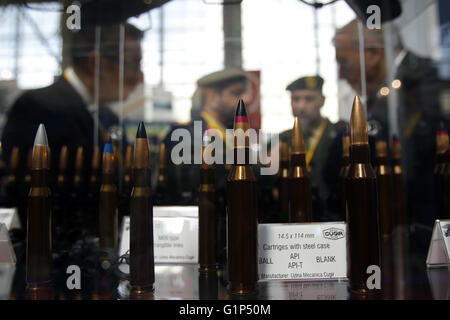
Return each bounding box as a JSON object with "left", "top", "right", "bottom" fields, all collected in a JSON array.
[
  {"left": 119, "top": 206, "right": 198, "bottom": 264},
  {"left": 258, "top": 222, "right": 347, "bottom": 281},
  {"left": 0, "top": 208, "right": 21, "bottom": 231},
  {"left": 0, "top": 223, "right": 16, "bottom": 264},
  {"left": 426, "top": 219, "right": 450, "bottom": 267}
]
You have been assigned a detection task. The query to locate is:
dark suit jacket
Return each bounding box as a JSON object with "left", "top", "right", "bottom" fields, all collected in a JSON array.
[{"left": 2, "top": 76, "right": 120, "bottom": 182}]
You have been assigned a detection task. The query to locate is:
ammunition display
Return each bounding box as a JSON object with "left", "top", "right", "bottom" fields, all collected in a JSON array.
[{"left": 226, "top": 99, "right": 258, "bottom": 295}]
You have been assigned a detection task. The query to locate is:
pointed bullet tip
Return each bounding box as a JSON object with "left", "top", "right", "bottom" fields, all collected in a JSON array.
[
  {"left": 34, "top": 123, "right": 48, "bottom": 146},
  {"left": 136, "top": 121, "right": 147, "bottom": 139},
  {"left": 103, "top": 138, "right": 114, "bottom": 155},
  {"left": 235, "top": 99, "right": 248, "bottom": 117},
  {"left": 392, "top": 135, "right": 399, "bottom": 144},
  {"left": 350, "top": 95, "right": 368, "bottom": 145},
  {"left": 291, "top": 116, "right": 305, "bottom": 154}
]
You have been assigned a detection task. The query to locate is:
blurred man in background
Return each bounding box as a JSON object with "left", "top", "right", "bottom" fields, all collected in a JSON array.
[
  {"left": 334, "top": 19, "right": 446, "bottom": 255},
  {"left": 2, "top": 23, "right": 143, "bottom": 192},
  {"left": 279, "top": 75, "right": 346, "bottom": 221},
  {"left": 1, "top": 23, "right": 144, "bottom": 225}
]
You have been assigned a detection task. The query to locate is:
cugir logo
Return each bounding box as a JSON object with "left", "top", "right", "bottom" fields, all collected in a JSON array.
[{"left": 322, "top": 228, "right": 344, "bottom": 240}]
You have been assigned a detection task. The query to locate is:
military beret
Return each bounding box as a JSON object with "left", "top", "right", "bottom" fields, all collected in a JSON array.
[
  {"left": 286, "top": 75, "right": 324, "bottom": 92},
  {"left": 197, "top": 69, "right": 248, "bottom": 88}
]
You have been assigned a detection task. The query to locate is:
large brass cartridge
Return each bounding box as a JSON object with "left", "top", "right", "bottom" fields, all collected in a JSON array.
[
  {"left": 99, "top": 138, "right": 118, "bottom": 264},
  {"left": 199, "top": 130, "right": 217, "bottom": 271},
  {"left": 278, "top": 141, "right": 290, "bottom": 222},
  {"left": 289, "top": 117, "right": 313, "bottom": 222},
  {"left": 26, "top": 124, "right": 52, "bottom": 297},
  {"left": 345, "top": 96, "right": 381, "bottom": 295},
  {"left": 130, "top": 122, "right": 154, "bottom": 295},
  {"left": 391, "top": 137, "right": 407, "bottom": 230},
  {"left": 226, "top": 99, "right": 258, "bottom": 295}
]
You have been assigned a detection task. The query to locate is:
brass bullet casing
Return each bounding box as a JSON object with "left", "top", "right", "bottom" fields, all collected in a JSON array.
[
  {"left": 227, "top": 100, "right": 258, "bottom": 295},
  {"left": 345, "top": 96, "right": 381, "bottom": 295},
  {"left": 6, "top": 146, "right": 19, "bottom": 187},
  {"left": 289, "top": 117, "right": 313, "bottom": 222},
  {"left": 73, "top": 146, "right": 84, "bottom": 190},
  {"left": 435, "top": 129, "right": 449, "bottom": 218},
  {"left": 89, "top": 146, "right": 101, "bottom": 192},
  {"left": 278, "top": 141, "right": 290, "bottom": 223},
  {"left": 375, "top": 140, "right": 393, "bottom": 239},
  {"left": 26, "top": 124, "right": 52, "bottom": 295},
  {"left": 340, "top": 125, "right": 350, "bottom": 220},
  {"left": 199, "top": 130, "right": 217, "bottom": 271},
  {"left": 155, "top": 143, "right": 168, "bottom": 205},
  {"left": 130, "top": 122, "right": 154, "bottom": 295},
  {"left": 24, "top": 148, "right": 33, "bottom": 188},
  {"left": 56, "top": 145, "right": 68, "bottom": 188},
  {"left": 124, "top": 145, "right": 133, "bottom": 189},
  {"left": 99, "top": 139, "right": 118, "bottom": 265},
  {"left": 391, "top": 137, "right": 407, "bottom": 229}
]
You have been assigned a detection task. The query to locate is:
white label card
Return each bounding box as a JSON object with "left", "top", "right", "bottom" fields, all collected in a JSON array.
[
  {"left": 258, "top": 222, "right": 347, "bottom": 281},
  {"left": 0, "top": 208, "right": 21, "bottom": 231},
  {"left": 119, "top": 206, "right": 198, "bottom": 264},
  {"left": 426, "top": 219, "right": 450, "bottom": 267}
]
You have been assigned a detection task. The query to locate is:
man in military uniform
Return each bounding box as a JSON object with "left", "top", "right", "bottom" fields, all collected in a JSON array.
[
  {"left": 280, "top": 75, "right": 346, "bottom": 221},
  {"left": 163, "top": 69, "right": 248, "bottom": 267}
]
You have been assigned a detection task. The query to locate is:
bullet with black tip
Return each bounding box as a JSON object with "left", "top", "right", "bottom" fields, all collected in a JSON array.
[
  {"left": 345, "top": 96, "right": 381, "bottom": 295},
  {"left": 130, "top": 122, "right": 154, "bottom": 295},
  {"left": 26, "top": 124, "right": 52, "bottom": 299},
  {"left": 227, "top": 99, "right": 258, "bottom": 295}
]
